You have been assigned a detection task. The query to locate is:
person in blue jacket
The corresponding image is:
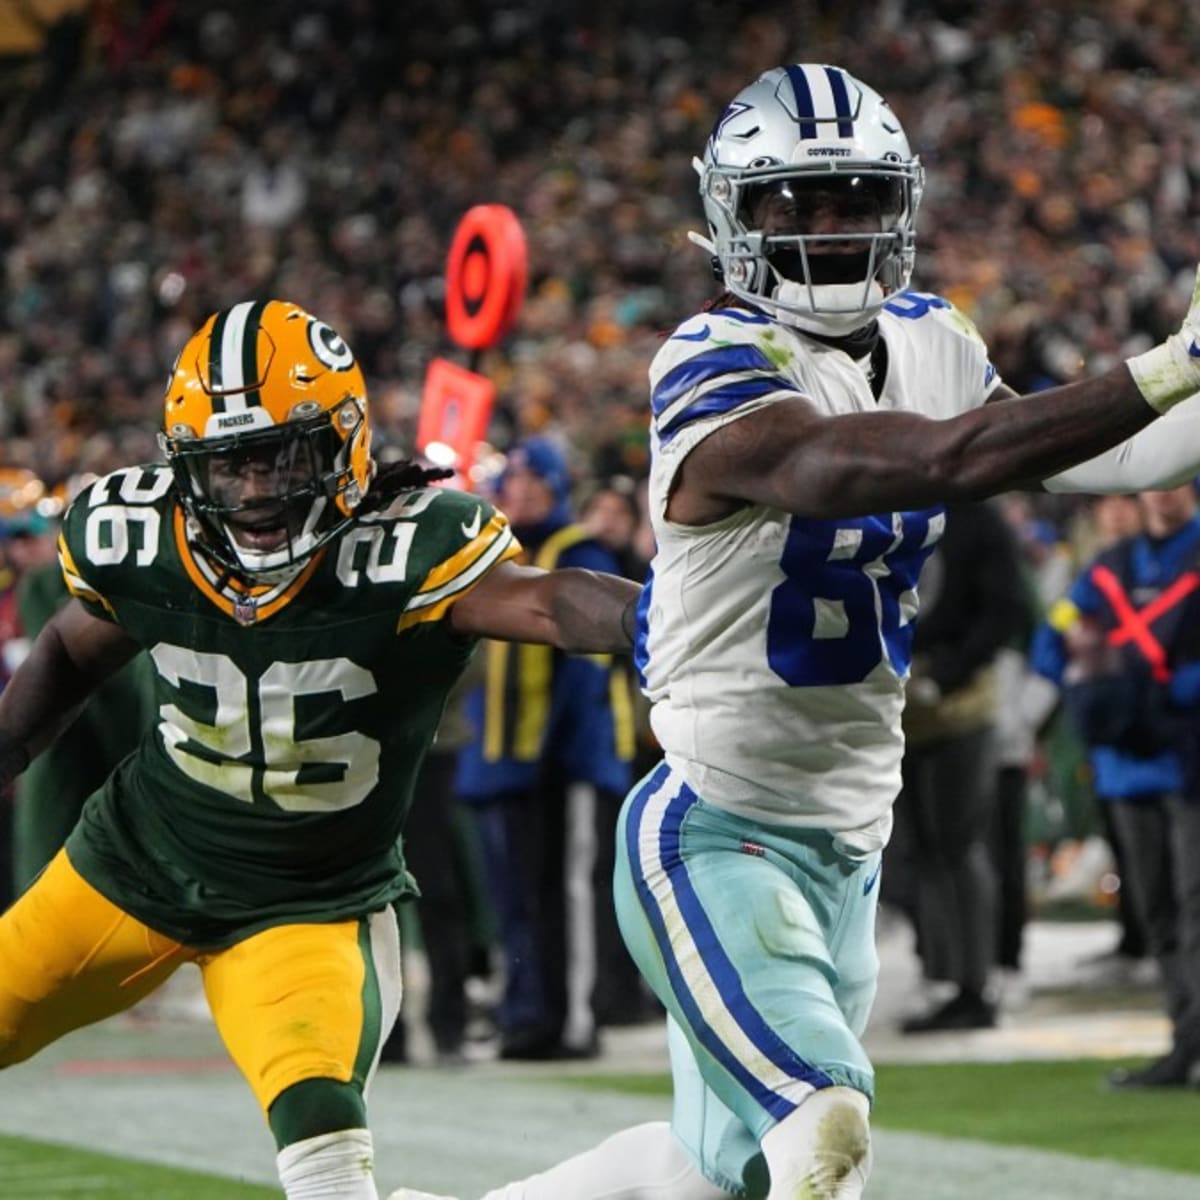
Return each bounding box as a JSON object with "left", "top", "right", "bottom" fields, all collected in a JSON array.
[
  {"left": 455, "top": 437, "right": 637, "bottom": 1059},
  {"left": 1032, "top": 482, "right": 1200, "bottom": 1087}
]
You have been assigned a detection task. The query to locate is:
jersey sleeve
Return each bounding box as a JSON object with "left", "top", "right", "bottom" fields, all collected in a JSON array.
[
  {"left": 649, "top": 310, "right": 806, "bottom": 450},
  {"left": 396, "top": 489, "right": 521, "bottom": 631},
  {"left": 57, "top": 490, "right": 117, "bottom": 622}
]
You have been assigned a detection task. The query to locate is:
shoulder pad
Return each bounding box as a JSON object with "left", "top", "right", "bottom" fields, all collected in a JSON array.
[{"left": 883, "top": 291, "right": 986, "bottom": 347}]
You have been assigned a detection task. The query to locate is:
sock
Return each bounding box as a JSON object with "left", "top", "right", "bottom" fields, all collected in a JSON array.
[
  {"left": 761, "top": 1088, "right": 871, "bottom": 1200},
  {"left": 480, "top": 1121, "right": 728, "bottom": 1200},
  {"left": 277, "top": 1129, "right": 379, "bottom": 1199}
]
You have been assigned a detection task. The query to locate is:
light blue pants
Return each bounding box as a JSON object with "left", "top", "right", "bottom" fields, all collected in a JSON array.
[{"left": 614, "top": 761, "right": 880, "bottom": 1196}]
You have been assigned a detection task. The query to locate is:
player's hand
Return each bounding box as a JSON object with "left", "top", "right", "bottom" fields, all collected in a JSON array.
[{"left": 1127, "top": 266, "right": 1200, "bottom": 413}]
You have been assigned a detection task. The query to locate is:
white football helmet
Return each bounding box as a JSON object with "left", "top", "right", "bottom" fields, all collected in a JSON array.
[{"left": 693, "top": 64, "right": 924, "bottom": 335}]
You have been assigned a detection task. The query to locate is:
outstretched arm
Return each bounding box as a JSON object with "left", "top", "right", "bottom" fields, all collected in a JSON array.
[
  {"left": 448, "top": 561, "right": 641, "bottom": 654},
  {"left": 671, "top": 270, "right": 1200, "bottom": 523},
  {"left": 672, "top": 363, "right": 1157, "bottom": 523},
  {"left": 0, "top": 599, "right": 139, "bottom": 789}
]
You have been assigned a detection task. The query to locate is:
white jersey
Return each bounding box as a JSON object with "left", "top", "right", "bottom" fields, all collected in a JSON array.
[{"left": 638, "top": 292, "right": 1003, "bottom": 853}]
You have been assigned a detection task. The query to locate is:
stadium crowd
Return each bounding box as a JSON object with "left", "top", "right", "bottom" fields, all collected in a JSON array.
[
  {"left": 1, "top": 1, "right": 1198, "bottom": 488},
  {"left": 1, "top": 0, "right": 1199, "bottom": 1070}
]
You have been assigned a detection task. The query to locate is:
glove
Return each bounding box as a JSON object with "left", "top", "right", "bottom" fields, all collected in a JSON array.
[{"left": 1127, "top": 267, "right": 1200, "bottom": 413}]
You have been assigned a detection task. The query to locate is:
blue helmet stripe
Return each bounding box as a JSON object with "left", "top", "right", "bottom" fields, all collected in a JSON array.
[
  {"left": 784, "top": 65, "right": 818, "bottom": 139},
  {"left": 824, "top": 66, "right": 855, "bottom": 137}
]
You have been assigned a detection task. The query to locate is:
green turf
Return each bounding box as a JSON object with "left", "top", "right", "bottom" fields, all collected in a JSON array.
[
  {"left": 562, "top": 1059, "right": 1200, "bottom": 1176},
  {"left": 0, "top": 1131, "right": 278, "bottom": 1200}
]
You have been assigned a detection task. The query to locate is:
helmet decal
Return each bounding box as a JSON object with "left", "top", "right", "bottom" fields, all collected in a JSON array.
[
  {"left": 206, "top": 300, "right": 270, "bottom": 406},
  {"left": 307, "top": 319, "right": 355, "bottom": 371},
  {"left": 783, "top": 64, "right": 855, "bottom": 139}
]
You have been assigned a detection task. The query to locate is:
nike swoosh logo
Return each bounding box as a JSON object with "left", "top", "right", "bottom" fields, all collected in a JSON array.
[
  {"left": 862, "top": 861, "right": 882, "bottom": 896},
  {"left": 460, "top": 508, "right": 482, "bottom": 539},
  {"left": 672, "top": 324, "right": 711, "bottom": 342},
  {"left": 1188, "top": 340, "right": 1200, "bottom": 359}
]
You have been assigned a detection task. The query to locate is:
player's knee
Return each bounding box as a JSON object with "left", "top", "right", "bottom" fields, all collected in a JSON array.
[
  {"left": 761, "top": 1086, "right": 871, "bottom": 1200},
  {"left": 276, "top": 1128, "right": 376, "bottom": 1199}
]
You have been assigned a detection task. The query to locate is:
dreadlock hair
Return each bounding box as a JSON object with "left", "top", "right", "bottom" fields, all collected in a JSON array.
[
  {"left": 358, "top": 458, "right": 455, "bottom": 514},
  {"left": 703, "top": 289, "right": 753, "bottom": 313}
]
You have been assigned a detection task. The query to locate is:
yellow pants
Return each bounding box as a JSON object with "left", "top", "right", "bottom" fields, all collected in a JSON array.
[{"left": 0, "top": 849, "right": 402, "bottom": 1116}]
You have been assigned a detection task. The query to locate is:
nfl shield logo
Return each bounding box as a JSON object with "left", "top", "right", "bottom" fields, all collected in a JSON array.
[{"left": 233, "top": 596, "right": 258, "bottom": 626}]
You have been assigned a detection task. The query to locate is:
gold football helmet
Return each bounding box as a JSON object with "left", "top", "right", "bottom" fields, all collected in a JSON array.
[{"left": 160, "top": 300, "right": 373, "bottom": 581}]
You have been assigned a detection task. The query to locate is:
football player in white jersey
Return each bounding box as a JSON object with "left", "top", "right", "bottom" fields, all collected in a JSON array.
[{"left": 391, "top": 64, "right": 1200, "bottom": 1200}]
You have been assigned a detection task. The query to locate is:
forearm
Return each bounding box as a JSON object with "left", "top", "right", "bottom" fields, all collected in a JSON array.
[
  {"left": 804, "top": 366, "right": 1156, "bottom": 516},
  {"left": 1043, "top": 389, "right": 1200, "bottom": 494},
  {"left": 0, "top": 623, "right": 116, "bottom": 788},
  {"left": 548, "top": 568, "right": 642, "bottom": 655},
  {"left": 706, "top": 365, "right": 1160, "bottom": 521}
]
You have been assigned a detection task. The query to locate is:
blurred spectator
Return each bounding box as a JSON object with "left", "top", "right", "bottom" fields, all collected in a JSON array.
[
  {"left": 382, "top": 660, "right": 497, "bottom": 1066},
  {"left": 579, "top": 474, "right": 647, "bottom": 582},
  {"left": 890, "top": 500, "right": 1027, "bottom": 1033},
  {"left": 1032, "top": 483, "right": 1200, "bottom": 1086},
  {"left": 989, "top": 500, "right": 1059, "bottom": 1005},
  {"left": 0, "top": 2, "right": 1196, "bottom": 500},
  {"left": 454, "top": 437, "right": 637, "bottom": 1058}
]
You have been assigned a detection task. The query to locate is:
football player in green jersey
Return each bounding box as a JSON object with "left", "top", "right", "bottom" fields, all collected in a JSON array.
[{"left": 0, "top": 300, "right": 640, "bottom": 1200}]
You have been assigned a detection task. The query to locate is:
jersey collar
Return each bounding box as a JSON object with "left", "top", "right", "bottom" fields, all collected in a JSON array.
[{"left": 173, "top": 504, "right": 323, "bottom": 625}]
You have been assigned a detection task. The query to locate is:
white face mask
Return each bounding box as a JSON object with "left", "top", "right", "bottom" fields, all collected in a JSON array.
[{"left": 767, "top": 278, "right": 886, "bottom": 336}]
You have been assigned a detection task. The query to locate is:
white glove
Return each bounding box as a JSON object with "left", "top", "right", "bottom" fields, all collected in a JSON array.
[{"left": 1127, "top": 268, "right": 1200, "bottom": 413}]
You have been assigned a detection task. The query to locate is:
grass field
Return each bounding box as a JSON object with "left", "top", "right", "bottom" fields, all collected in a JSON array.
[
  {"left": 0, "top": 1133, "right": 278, "bottom": 1199},
  {"left": 3, "top": 1058, "right": 1198, "bottom": 1198}
]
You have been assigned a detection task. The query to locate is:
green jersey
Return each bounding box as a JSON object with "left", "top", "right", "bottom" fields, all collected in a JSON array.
[{"left": 58, "top": 464, "right": 518, "bottom": 948}]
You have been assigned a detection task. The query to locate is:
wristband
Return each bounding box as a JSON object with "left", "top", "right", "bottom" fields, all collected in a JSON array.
[{"left": 1127, "top": 334, "right": 1200, "bottom": 415}]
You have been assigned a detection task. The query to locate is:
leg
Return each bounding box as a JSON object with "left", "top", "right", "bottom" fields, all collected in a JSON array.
[
  {"left": 1104, "top": 796, "right": 1191, "bottom": 1088},
  {"left": 1164, "top": 796, "right": 1200, "bottom": 1060},
  {"left": 533, "top": 766, "right": 568, "bottom": 1052},
  {"left": 902, "top": 728, "right": 998, "bottom": 1030},
  {"left": 562, "top": 778, "right": 599, "bottom": 1053},
  {"left": 1107, "top": 798, "right": 1177, "bottom": 1009},
  {"left": 0, "top": 848, "right": 187, "bottom": 1064},
  {"left": 989, "top": 765, "right": 1029, "bottom": 971},
  {"left": 616, "top": 764, "right": 876, "bottom": 1198},
  {"left": 1098, "top": 800, "right": 1148, "bottom": 958},
  {"left": 473, "top": 791, "right": 553, "bottom": 1053},
  {"left": 592, "top": 785, "right": 654, "bottom": 1027},
  {"left": 401, "top": 751, "right": 470, "bottom": 1059},
  {"left": 431, "top": 1019, "right": 727, "bottom": 1200},
  {"left": 475, "top": 1113, "right": 729, "bottom": 1200},
  {"left": 201, "top": 907, "right": 402, "bottom": 1199}
]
